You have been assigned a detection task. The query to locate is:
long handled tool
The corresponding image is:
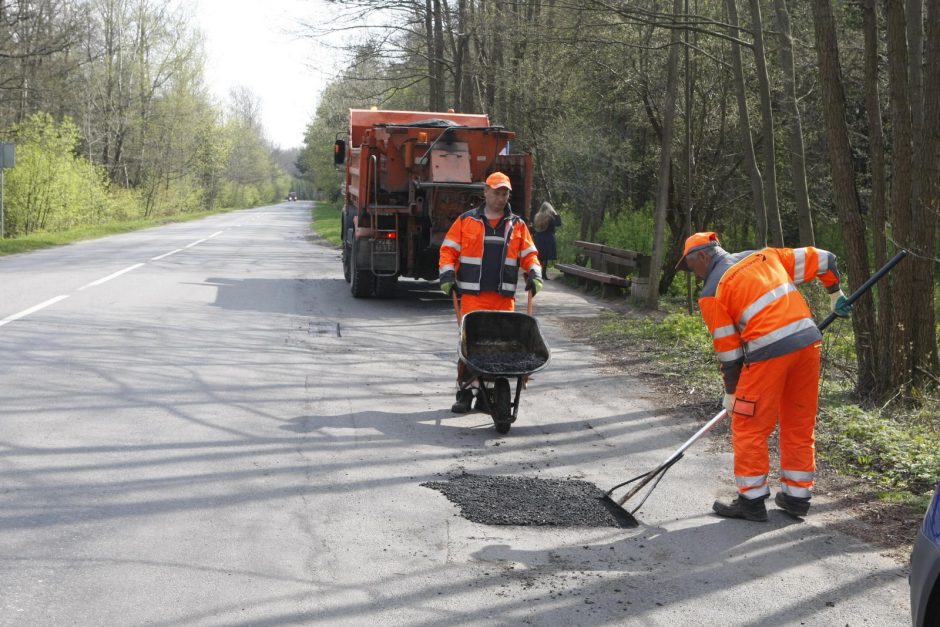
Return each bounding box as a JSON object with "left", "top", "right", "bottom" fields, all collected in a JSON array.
[{"left": 605, "top": 249, "right": 909, "bottom": 515}]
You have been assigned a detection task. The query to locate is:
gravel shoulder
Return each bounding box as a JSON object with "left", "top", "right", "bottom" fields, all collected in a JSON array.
[{"left": 556, "top": 292, "right": 923, "bottom": 565}]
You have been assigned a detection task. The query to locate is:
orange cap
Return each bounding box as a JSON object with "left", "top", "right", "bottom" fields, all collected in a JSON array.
[
  {"left": 485, "top": 171, "right": 512, "bottom": 190},
  {"left": 676, "top": 231, "right": 720, "bottom": 271}
]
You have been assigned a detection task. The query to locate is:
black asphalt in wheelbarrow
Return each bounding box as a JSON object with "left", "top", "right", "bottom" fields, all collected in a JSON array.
[{"left": 459, "top": 310, "right": 550, "bottom": 434}]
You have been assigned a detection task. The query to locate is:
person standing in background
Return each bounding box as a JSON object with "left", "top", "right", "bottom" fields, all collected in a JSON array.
[{"left": 532, "top": 202, "right": 561, "bottom": 280}]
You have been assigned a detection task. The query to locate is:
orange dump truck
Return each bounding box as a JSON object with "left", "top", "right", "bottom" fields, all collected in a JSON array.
[{"left": 334, "top": 109, "right": 532, "bottom": 298}]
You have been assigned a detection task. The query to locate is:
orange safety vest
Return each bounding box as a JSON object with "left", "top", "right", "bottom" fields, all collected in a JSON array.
[
  {"left": 698, "top": 246, "right": 841, "bottom": 392},
  {"left": 439, "top": 206, "right": 541, "bottom": 297}
]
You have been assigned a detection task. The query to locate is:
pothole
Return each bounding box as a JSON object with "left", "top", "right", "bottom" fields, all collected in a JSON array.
[{"left": 422, "top": 473, "right": 638, "bottom": 528}]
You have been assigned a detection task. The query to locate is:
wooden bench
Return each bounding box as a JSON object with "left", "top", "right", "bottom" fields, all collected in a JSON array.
[{"left": 556, "top": 241, "right": 651, "bottom": 299}]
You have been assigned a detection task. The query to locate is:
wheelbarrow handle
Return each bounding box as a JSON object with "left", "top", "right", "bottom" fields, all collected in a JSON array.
[
  {"left": 451, "top": 290, "right": 461, "bottom": 327},
  {"left": 527, "top": 289, "right": 534, "bottom": 316}
]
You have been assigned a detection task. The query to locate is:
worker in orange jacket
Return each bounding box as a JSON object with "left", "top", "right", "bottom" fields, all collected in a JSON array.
[
  {"left": 676, "top": 232, "right": 852, "bottom": 521},
  {"left": 439, "top": 171, "right": 543, "bottom": 413}
]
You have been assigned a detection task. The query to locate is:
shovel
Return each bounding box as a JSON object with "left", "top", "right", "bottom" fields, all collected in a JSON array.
[{"left": 604, "top": 248, "right": 909, "bottom": 517}]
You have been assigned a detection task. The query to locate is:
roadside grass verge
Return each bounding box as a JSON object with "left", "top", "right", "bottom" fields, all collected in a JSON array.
[
  {"left": 313, "top": 200, "right": 342, "bottom": 247},
  {"left": 0, "top": 206, "right": 252, "bottom": 256},
  {"left": 591, "top": 301, "right": 940, "bottom": 508}
]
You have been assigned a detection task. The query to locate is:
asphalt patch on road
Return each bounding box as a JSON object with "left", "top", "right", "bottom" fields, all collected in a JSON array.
[{"left": 422, "top": 473, "right": 638, "bottom": 528}]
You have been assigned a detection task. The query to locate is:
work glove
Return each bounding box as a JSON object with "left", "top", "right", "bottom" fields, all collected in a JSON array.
[
  {"left": 526, "top": 277, "right": 543, "bottom": 296},
  {"left": 440, "top": 281, "right": 454, "bottom": 296},
  {"left": 830, "top": 290, "right": 852, "bottom": 318},
  {"left": 722, "top": 393, "right": 735, "bottom": 413}
]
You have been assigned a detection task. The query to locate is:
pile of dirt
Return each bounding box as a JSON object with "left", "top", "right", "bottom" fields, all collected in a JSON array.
[{"left": 559, "top": 308, "right": 923, "bottom": 564}]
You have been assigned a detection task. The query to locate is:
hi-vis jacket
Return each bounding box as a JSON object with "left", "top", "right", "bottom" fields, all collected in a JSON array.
[
  {"left": 699, "top": 246, "right": 842, "bottom": 393},
  {"left": 439, "top": 205, "right": 542, "bottom": 297}
]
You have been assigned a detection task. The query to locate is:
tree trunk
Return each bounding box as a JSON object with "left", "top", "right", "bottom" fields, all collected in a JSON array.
[
  {"left": 748, "top": 0, "right": 783, "bottom": 246},
  {"left": 425, "top": 0, "right": 438, "bottom": 111},
  {"left": 725, "top": 0, "right": 767, "bottom": 247},
  {"left": 912, "top": 0, "right": 940, "bottom": 378},
  {"left": 432, "top": 0, "right": 446, "bottom": 111},
  {"left": 862, "top": 0, "right": 891, "bottom": 377},
  {"left": 772, "top": 0, "right": 814, "bottom": 246},
  {"left": 646, "top": 0, "right": 683, "bottom": 308},
  {"left": 883, "top": 0, "right": 915, "bottom": 394},
  {"left": 811, "top": 0, "right": 877, "bottom": 396}
]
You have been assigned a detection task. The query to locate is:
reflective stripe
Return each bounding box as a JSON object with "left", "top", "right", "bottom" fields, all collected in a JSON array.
[
  {"left": 713, "top": 324, "right": 737, "bottom": 339},
  {"left": 739, "top": 282, "right": 796, "bottom": 328},
  {"left": 456, "top": 280, "right": 481, "bottom": 291},
  {"left": 501, "top": 282, "right": 517, "bottom": 292},
  {"left": 793, "top": 248, "right": 806, "bottom": 284},
  {"left": 717, "top": 347, "right": 744, "bottom": 362},
  {"left": 736, "top": 474, "right": 768, "bottom": 488},
  {"left": 440, "top": 263, "right": 455, "bottom": 273},
  {"left": 504, "top": 257, "right": 518, "bottom": 267},
  {"left": 484, "top": 235, "right": 505, "bottom": 244},
  {"left": 739, "top": 484, "right": 770, "bottom": 498},
  {"left": 782, "top": 469, "right": 815, "bottom": 482},
  {"left": 520, "top": 244, "right": 538, "bottom": 258},
  {"left": 442, "top": 238, "right": 461, "bottom": 252},
  {"left": 817, "top": 251, "right": 829, "bottom": 274},
  {"left": 781, "top": 483, "right": 811, "bottom": 498},
  {"left": 459, "top": 255, "right": 483, "bottom": 265},
  {"left": 746, "top": 317, "right": 817, "bottom": 352}
]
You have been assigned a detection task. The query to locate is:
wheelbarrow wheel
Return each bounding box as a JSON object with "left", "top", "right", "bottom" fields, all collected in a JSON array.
[{"left": 493, "top": 378, "right": 512, "bottom": 434}]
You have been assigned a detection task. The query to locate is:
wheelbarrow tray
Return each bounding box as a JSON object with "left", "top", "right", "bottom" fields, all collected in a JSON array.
[{"left": 459, "top": 310, "right": 550, "bottom": 378}]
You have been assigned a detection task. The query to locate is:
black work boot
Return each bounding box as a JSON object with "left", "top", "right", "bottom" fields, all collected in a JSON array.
[
  {"left": 712, "top": 495, "right": 769, "bottom": 522},
  {"left": 775, "top": 492, "right": 811, "bottom": 517},
  {"left": 451, "top": 389, "right": 474, "bottom": 414}
]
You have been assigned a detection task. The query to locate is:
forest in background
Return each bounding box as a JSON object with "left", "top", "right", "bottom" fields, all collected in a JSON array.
[
  {"left": 298, "top": 0, "right": 940, "bottom": 404},
  {"left": 0, "top": 0, "right": 294, "bottom": 240}
]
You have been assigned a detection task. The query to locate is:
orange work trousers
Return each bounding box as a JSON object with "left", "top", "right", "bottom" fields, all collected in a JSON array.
[{"left": 730, "top": 342, "right": 821, "bottom": 500}]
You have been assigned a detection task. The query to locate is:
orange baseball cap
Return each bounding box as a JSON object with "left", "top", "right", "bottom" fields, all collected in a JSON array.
[
  {"left": 485, "top": 171, "right": 512, "bottom": 190},
  {"left": 676, "top": 231, "right": 720, "bottom": 270}
]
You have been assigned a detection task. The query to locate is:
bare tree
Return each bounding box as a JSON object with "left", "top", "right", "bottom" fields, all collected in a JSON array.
[
  {"left": 724, "top": 0, "right": 766, "bottom": 246},
  {"left": 646, "top": 0, "right": 683, "bottom": 308},
  {"left": 772, "top": 0, "right": 814, "bottom": 246},
  {"left": 811, "top": 0, "right": 877, "bottom": 395}
]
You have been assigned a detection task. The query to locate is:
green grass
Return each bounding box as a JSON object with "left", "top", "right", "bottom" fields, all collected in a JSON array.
[
  {"left": 312, "top": 200, "right": 342, "bottom": 247},
  {"left": 0, "top": 207, "right": 246, "bottom": 256}
]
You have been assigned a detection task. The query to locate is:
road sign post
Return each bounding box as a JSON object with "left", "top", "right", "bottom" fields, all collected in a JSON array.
[{"left": 0, "top": 143, "right": 15, "bottom": 239}]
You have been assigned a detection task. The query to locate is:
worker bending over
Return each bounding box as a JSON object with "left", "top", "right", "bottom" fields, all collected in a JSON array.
[
  {"left": 675, "top": 232, "right": 852, "bottom": 521},
  {"left": 439, "top": 172, "right": 543, "bottom": 413}
]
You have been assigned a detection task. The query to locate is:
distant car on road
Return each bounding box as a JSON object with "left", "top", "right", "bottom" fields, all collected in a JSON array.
[
  {"left": 911, "top": 482, "right": 940, "bottom": 626},
  {"left": 287, "top": 191, "right": 298, "bottom": 201}
]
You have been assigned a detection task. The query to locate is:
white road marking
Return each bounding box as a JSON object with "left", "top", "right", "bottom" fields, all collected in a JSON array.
[
  {"left": 77, "top": 263, "right": 145, "bottom": 291},
  {"left": 0, "top": 295, "right": 70, "bottom": 327},
  {"left": 3, "top": 229, "right": 226, "bottom": 331},
  {"left": 151, "top": 249, "right": 182, "bottom": 261}
]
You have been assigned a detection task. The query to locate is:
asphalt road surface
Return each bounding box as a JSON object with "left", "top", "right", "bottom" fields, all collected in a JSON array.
[{"left": 0, "top": 203, "right": 909, "bottom": 626}]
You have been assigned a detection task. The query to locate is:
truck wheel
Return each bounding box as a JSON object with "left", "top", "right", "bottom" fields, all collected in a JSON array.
[
  {"left": 350, "top": 239, "right": 373, "bottom": 298},
  {"left": 493, "top": 378, "right": 512, "bottom": 433},
  {"left": 342, "top": 228, "right": 352, "bottom": 283},
  {"left": 374, "top": 275, "right": 398, "bottom": 298}
]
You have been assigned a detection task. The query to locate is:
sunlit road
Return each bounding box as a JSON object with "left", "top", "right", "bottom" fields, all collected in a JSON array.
[{"left": 0, "top": 203, "right": 908, "bottom": 626}]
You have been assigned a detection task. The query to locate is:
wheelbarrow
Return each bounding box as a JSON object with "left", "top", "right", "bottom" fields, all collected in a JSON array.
[{"left": 456, "top": 300, "right": 550, "bottom": 434}]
